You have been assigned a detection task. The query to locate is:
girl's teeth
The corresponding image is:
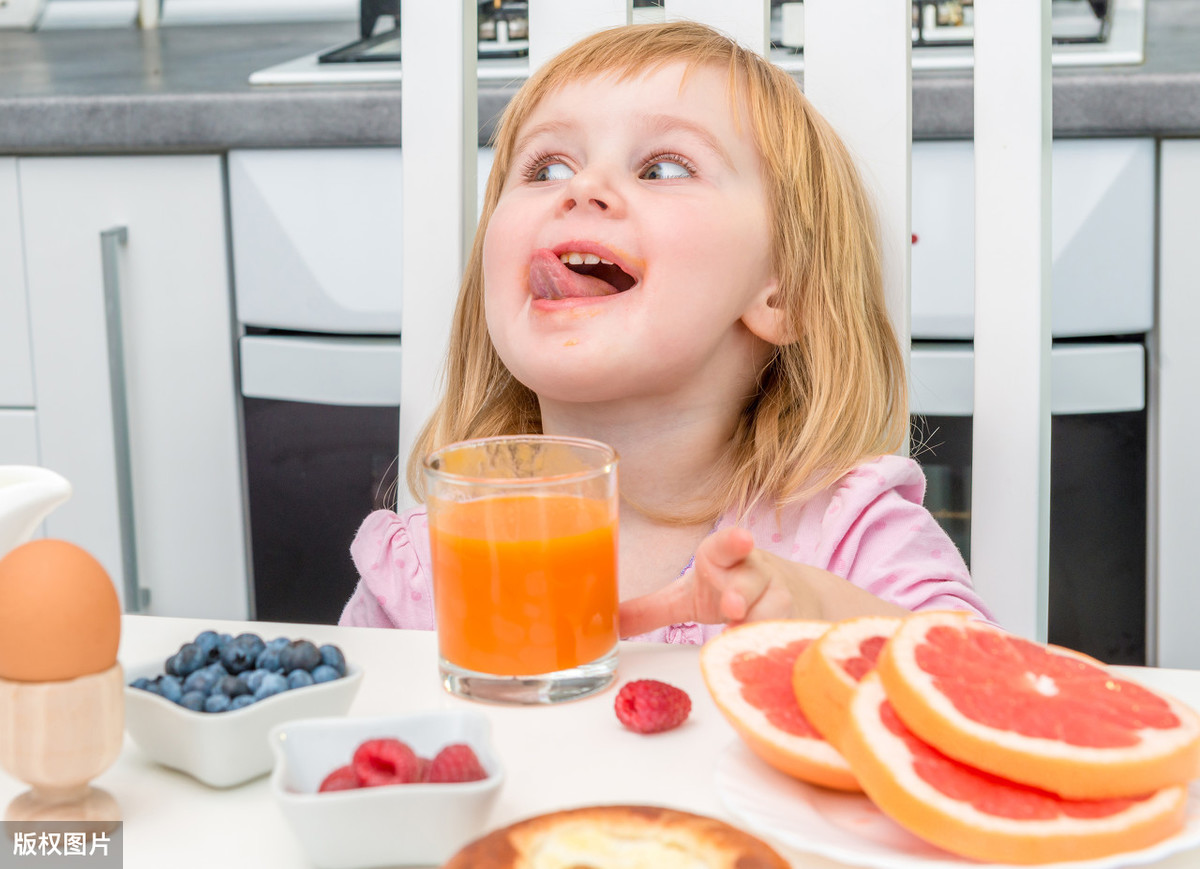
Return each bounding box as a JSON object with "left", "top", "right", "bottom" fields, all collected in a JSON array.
[{"left": 558, "top": 252, "right": 611, "bottom": 265}]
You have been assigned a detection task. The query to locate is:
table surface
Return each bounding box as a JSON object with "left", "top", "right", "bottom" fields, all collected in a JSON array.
[{"left": 3, "top": 614, "right": 1198, "bottom": 869}]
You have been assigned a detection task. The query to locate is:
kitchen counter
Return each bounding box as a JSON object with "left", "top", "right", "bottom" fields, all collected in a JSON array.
[{"left": 0, "top": 0, "right": 1198, "bottom": 154}]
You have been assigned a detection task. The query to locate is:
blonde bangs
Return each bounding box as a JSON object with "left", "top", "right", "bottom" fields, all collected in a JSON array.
[{"left": 407, "top": 21, "right": 907, "bottom": 521}]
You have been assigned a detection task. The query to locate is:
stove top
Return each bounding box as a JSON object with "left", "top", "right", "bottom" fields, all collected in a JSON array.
[{"left": 249, "top": 0, "right": 1144, "bottom": 86}]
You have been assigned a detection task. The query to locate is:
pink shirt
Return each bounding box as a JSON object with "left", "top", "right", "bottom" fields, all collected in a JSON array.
[{"left": 338, "top": 455, "right": 995, "bottom": 641}]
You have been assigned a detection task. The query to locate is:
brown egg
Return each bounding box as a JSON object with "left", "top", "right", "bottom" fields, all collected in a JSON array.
[{"left": 0, "top": 539, "right": 121, "bottom": 683}]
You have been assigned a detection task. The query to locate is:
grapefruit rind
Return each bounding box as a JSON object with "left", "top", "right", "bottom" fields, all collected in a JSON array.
[
  {"left": 793, "top": 615, "right": 901, "bottom": 752},
  {"left": 841, "top": 672, "right": 1189, "bottom": 865},
  {"left": 877, "top": 611, "right": 1200, "bottom": 800},
  {"left": 700, "top": 620, "right": 860, "bottom": 792}
]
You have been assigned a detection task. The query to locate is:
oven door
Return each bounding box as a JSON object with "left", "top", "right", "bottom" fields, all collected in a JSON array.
[
  {"left": 910, "top": 341, "right": 1147, "bottom": 664},
  {"left": 240, "top": 334, "right": 401, "bottom": 624}
]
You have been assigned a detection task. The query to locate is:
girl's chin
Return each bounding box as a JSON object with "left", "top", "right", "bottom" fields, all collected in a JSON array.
[{"left": 512, "top": 370, "right": 646, "bottom": 406}]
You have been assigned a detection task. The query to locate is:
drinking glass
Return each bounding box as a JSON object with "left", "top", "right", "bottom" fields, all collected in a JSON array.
[{"left": 423, "top": 435, "right": 619, "bottom": 704}]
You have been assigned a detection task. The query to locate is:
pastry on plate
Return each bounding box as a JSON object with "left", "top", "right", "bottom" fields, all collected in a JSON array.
[{"left": 441, "top": 804, "right": 789, "bottom": 869}]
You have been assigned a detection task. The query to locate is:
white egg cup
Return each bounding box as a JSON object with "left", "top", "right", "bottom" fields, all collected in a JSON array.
[{"left": 0, "top": 662, "right": 124, "bottom": 821}]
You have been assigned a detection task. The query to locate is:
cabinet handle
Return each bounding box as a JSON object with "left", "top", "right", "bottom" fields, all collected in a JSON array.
[{"left": 100, "top": 226, "right": 150, "bottom": 613}]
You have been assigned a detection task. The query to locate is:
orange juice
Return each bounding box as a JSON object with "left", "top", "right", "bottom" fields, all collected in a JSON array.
[{"left": 429, "top": 494, "right": 618, "bottom": 676}]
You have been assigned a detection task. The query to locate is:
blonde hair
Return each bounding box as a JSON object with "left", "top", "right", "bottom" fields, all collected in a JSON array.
[{"left": 406, "top": 20, "right": 908, "bottom": 523}]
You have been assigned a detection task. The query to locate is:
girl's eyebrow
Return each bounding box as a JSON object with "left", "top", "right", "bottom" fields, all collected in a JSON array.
[
  {"left": 639, "top": 114, "right": 734, "bottom": 170},
  {"left": 514, "top": 119, "right": 576, "bottom": 156}
]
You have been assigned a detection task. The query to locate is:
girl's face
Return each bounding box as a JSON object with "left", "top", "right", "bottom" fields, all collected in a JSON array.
[{"left": 482, "top": 61, "right": 780, "bottom": 407}]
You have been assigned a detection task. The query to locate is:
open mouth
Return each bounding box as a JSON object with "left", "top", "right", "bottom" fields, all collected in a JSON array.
[
  {"left": 529, "top": 248, "right": 639, "bottom": 300},
  {"left": 558, "top": 252, "right": 638, "bottom": 294}
]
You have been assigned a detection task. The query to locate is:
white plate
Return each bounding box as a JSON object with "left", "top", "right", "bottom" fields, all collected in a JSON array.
[{"left": 715, "top": 741, "right": 1200, "bottom": 869}]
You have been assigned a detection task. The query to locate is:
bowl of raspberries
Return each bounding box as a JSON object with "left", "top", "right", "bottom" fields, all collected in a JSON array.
[
  {"left": 124, "top": 630, "right": 363, "bottom": 788},
  {"left": 269, "top": 711, "right": 503, "bottom": 868}
]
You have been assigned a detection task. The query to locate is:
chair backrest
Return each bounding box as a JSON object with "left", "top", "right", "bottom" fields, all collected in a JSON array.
[{"left": 396, "top": 0, "right": 1052, "bottom": 641}]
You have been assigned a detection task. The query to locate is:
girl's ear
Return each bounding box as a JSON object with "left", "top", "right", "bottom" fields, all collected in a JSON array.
[{"left": 741, "top": 279, "right": 798, "bottom": 346}]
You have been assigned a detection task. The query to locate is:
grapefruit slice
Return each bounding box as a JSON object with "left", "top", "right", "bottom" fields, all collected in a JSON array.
[
  {"left": 793, "top": 615, "right": 902, "bottom": 751},
  {"left": 700, "top": 620, "right": 860, "bottom": 792},
  {"left": 877, "top": 610, "right": 1200, "bottom": 799},
  {"left": 841, "top": 671, "right": 1189, "bottom": 864}
]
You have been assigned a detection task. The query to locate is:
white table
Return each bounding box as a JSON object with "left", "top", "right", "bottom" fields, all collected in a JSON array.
[{"left": 3, "top": 614, "right": 1198, "bottom": 869}]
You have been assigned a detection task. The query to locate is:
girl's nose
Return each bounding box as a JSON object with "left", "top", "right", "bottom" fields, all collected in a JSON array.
[{"left": 560, "top": 167, "right": 623, "bottom": 216}]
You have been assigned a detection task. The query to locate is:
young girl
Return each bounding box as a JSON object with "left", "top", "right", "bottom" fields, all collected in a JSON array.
[{"left": 340, "top": 20, "right": 993, "bottom": 642}]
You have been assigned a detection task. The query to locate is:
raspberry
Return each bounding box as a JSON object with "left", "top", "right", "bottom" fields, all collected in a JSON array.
[
  {"left": 426, "top": 744, "right": 488, "bottom": 783},
  {"left": 317, "top": 763, "right": 361, "bottom": 793},
  {"left": 352, "top": 738, "right": 422, "bottom": 786},
  {"left": 614, "top": 679, "right": 692, "bottom": 734}
]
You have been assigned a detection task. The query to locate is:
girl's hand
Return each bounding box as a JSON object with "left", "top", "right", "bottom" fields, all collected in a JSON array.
[{"left": 617, "top": 527, "right": 907, "bottom": 638}]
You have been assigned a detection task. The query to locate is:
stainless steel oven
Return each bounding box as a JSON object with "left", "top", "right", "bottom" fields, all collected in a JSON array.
[
  {"left": 229, "top": 148, "right": 409, "bottom": 624},
  {"left": 910, "top": 138, "right": 1155, "bottom": 664}
]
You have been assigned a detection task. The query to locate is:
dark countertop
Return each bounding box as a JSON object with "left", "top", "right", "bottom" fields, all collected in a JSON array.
[{"left": 1, "top": 0, "right": 1198, "bottom": 154}]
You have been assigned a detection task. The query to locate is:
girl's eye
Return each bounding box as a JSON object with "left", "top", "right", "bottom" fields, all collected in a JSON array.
[
  {"left": 528, "top": 159, "right": 574, "bottom": 182},
  {"left": 641, "top": 157, "right": 694, "bottom": 180}
]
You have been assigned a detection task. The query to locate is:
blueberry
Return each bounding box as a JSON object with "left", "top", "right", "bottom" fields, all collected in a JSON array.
[
  {"left": 229, "top": 695, "right": 256, "bottom": 711},
  {"left": 164, "top": 653, "right": 180, "bottom": 677},
  {"left": 178, "top": 690, "right": 206, "bottom": 712},
  {"left": 219, "top": 634, "right": 265, "bottom": 674},
  {"left": 172, "top": 643, "right": 206, "bottom": 678},
  {"left": 204, "top": 694, "right": 231, "bottom": 713},
  {"left": 157, "top": 675, "right": 183, "bottom": 703},
  {"left": 311, "top": 665, "right": 341, "bottom": 684},
  {"left": 279, "top": 640, "right": 321, "bottom": 674},
  {"left": 254, "top": 672, "right": 288, "bottom": 701},
  {"left": 255, "top": 648, "right": 283, "bottom": 673},
  {"left": 267, "top": 636, "right": 290, "bottom": 652},
  {"left": 204, "top": 662, "right": 230, "bottom": 680},
  {"left": 286, "top": 670, "right": 314, "bottom": 690},
  {"left": 237, "top": 632, "right": 266, "bottom": 656},
  {"left": 183, "top": 669, "right": 219, "bottom": 695},
  {"left": 217, "top": 675, "right": 250, "bottom": 698},
  {"left": 318, "top": 644, "right": 347, "bottom": 676},
  {"left": 130, "top": 677, "right": 152, "bottom": 691},
  {"left": 193, "top": 630, "right": 222, "bottom": 664},
  {"left": 141, "top": 679, "right": 165, "bottom": 697},
  {"left": 242, "top": 669, "right": 268, "bottom": 694}
]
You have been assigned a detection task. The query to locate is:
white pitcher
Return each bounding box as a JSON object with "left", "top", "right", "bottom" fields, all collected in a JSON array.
[{"left": 0, "top": 465, "right": 72, "bottom": 560}]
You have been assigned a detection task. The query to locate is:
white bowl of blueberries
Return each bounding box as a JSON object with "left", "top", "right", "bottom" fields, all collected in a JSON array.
[{"left": 124, "top": 630, "right": 363, "bottom": 788}]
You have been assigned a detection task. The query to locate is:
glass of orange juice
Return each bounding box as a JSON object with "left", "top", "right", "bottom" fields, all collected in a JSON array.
[{"left": 423, "top": 435, "right": 619, "bottom": 704}]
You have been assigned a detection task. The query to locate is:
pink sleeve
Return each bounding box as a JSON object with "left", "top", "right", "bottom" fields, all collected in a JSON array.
[
  {"left": 624, "top": 621, "right": 726, "bottom": 645},
  {"left": 813, "top": 456, "right": 997, "bottom": 623},
  {"left": 338, "top": 508, "right": 436, "bottom": 630}
]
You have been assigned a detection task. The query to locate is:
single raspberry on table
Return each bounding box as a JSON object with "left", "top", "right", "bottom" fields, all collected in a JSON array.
[
  {"left": 614, "top": 679, "right": 692, "bottom": 734},
  {"left": 352, "top": 738, "right": 423, "bottom": 786},
  {"left": 317, "top": 763, "right": 361, "bottom": 793},
  {"left": 426, "top": 743, "right": 488, "bottom": 783}
]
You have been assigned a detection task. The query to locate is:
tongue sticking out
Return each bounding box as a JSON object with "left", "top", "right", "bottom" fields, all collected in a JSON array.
[{"left": 529, "top": 249, "right": 635, "bottom": 300}]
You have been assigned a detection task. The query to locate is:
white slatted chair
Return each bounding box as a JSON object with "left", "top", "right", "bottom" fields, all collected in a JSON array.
[{"left": 397, "top": 0, "right": 1052, "bottom": 642}]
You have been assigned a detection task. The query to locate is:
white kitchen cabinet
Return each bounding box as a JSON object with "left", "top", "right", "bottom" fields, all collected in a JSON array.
[
  {"left": 1156, "top": 139, "right": 1200, "bottom": 669},
  {"left": 0, "top": 411, "right": 39, "bottom": 467},
  {"left": 0, "top": 158, "right": 35, "bottom": 411},
  {"left": 19, "top": 155, "right": 249, "bottom": 619},
  {"left": 910, "top": 138, "right": 1155, "bottom": 339},
  {"left": 227, "top": 147, "right": 493, "bottom": 334}
]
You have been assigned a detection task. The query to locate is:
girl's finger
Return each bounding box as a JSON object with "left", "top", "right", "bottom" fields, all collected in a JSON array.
[
  {"left": 617, "top": 580, "right": 697, "bottom": 638},
  {"left": 712, "top": 551, "right": 772, "bottom": 623},
  {"left": 698, "top": 526, "right": 756, "bottom": 570}
]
